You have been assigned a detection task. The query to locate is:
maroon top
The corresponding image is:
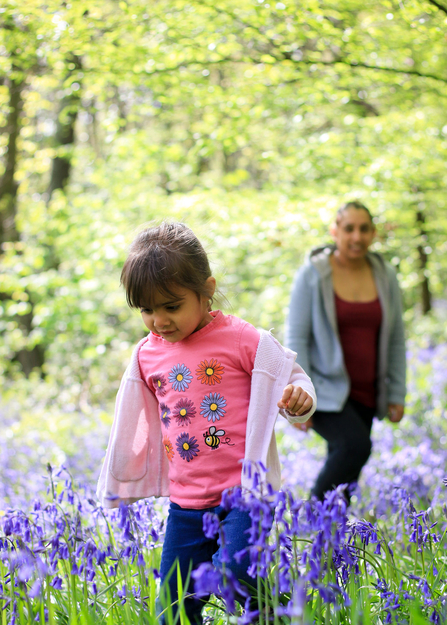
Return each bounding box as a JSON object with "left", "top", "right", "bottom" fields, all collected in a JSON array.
[{"left": 335, "top": 294, "right": 383, "bottom": 409}]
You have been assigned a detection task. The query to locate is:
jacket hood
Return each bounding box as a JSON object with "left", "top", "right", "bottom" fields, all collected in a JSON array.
[{"left": 307, "top": 244, "right": 334, "bottom": 277}]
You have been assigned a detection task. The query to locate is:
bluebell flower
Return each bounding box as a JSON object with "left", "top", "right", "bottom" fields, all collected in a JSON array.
[
  {"left": 28, "top": 579, "right": 42, "bottom": 599},
  {"left": 117, "top": 584, "right": 127, "bottom": 605},
  {"left": 238, "top": 597, "right": 259, "bottom": 625},
  {"left": 17, "top": 562, "right": 34, "bottom": 582},
  {"left": 86, "top": 569, "right": 96, "bottom": 582},
  {"left": 10, "top": 600, "right": 17, "bottom": 625},
  {"left": 278, "top": 583, "right": 307, "bottom": 619},
  {"left": 50, "top": 576, "right": 63, "bottom": 590},
  {"left": 137, "top": 552, "right": 145, "bottom": 567},
  {"left": 203, "top": 512, "right": 220, "bottom": 539},
  {"left": 219, "top": 545, "right": 230, "bottom": 565},
  {"left": 192, "top": 562, "right": 220, "bottom": 597}
]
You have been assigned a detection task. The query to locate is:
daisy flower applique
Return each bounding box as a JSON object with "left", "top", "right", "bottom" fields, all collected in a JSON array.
[
  {"left": 196, "top": 359, "right": 225, "bottom": 385},
  {"left": 163, "top": 435, "right": 174, "bottom": 462},
  {"left": 200, "top": 393, "right": 227, "bottom": 423},
  {"left": 151, "top": 373, "right": 167, "bottom": 397},
  {"left": 168, "top": 364, "right": 193, "bottom": 392},
  {"left": 176, "top": 433, "right": 200, "bottom": 462},
  {"left": 159, "top": 403, "right": 171, "bottom": 428},
  {"left": 173, "top": 398, "right": 197, "bottom": 426}
]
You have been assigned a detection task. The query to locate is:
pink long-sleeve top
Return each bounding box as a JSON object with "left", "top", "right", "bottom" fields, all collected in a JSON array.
[
  {"left": 138, "top": 311, "right": 259, "bottom": 508},
  {"left": 96, "top": 318, "right": 317, "bottom": 509}
]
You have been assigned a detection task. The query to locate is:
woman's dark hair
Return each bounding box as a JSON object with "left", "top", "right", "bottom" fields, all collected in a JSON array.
[
  {"left": 335, "top": 200, "right": 374, "bottom": 225},
  {"left": 121, "top": 222, "right": 212, "bottom": 309}
]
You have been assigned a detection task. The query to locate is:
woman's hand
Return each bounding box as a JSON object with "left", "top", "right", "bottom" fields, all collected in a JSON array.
[
  {"left": 388, "top": 404, "right": 404, "bottom": 423},
  {"left": 278, "top": 384, "right": 313, "bottom": 416},
  {"left": 293, "top": 416, "right": 313, "bottom": 432}
]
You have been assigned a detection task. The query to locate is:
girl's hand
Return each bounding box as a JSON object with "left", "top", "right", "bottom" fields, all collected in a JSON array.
[{"left": 278, "top": 384, "right": 313, "bottom": 416}]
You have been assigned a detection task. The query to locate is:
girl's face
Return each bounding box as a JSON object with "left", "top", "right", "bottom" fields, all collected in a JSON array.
[
  {"left": 140, "top": 278, "right": 216, "bottom": 343},
  {"left": 330, "top": 208, "right": 375, "bottom": 261}
]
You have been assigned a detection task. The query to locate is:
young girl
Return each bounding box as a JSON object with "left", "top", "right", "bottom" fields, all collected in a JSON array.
[{"left": 97, "top": 222, "right": 316, "bottom": 624}]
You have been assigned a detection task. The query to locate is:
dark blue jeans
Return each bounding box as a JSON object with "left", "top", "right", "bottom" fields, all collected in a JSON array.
[{"left": 158, "top": 501, "right": 254, "bottom": 624}]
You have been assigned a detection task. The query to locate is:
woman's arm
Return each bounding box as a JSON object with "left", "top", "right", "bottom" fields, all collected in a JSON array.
[
  {"left": 386, "top": 265, "right": 407, "bottom": 408},
  {"left": 285, "top": 266, "right": 314, "bottom": 375}
]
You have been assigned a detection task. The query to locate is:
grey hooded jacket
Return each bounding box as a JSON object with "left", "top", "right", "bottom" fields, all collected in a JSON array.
[{"left": 285, "top": 245, "right": 406, "bottom": 418}]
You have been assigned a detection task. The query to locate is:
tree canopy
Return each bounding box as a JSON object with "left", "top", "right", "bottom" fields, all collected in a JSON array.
[{"left": 1, "top": 0, "right": 447, "bottom": 391}]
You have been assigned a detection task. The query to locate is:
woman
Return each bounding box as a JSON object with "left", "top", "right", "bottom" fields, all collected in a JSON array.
[{"left": 285, "top": 201, "right": 406, "bottom": 503}]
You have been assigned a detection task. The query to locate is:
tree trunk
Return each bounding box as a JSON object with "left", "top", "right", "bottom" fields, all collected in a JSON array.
[
  {"left": 0, "top": 76, "right": 23, "bottom": 246},
  {"left": 47, "top": 55, "right": 82, "bottom": 199},
  {"left": 0, "top": 75, "right": 45, "bottom": 375},
  {"left": 416, "top": 208, "right": 432, "bottom": 315}
]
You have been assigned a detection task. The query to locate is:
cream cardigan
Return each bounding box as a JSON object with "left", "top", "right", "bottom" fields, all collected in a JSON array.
[{"left": 97, "top": 329, "right": 316, "bottom": 508}]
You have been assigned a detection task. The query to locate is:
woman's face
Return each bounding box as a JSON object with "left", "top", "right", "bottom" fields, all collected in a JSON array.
[{"left": 331, "top": 208, "right": 376, "bottom": 260}]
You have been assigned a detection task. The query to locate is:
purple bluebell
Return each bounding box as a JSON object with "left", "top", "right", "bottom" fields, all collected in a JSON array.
[
  {"left": 28, "top": 578, "right": 42, "bottom": 599},
  {"left": 202, "top": 512, "right": 220, "bottom": 539},
  {"left": 192, "top": 562, "right": 221, "bottom": 597}
]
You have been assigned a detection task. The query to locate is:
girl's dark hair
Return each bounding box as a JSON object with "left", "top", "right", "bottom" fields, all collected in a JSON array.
[
  {"left": 121, "top": 222, "right": 212, "bottom": 309},
  {"left": 335, "top": 200, "right": 374, "bottom": 225}
]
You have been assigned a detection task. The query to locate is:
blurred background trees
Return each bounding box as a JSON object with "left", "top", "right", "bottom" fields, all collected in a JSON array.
[{"left": 1, "top": 0, "right": 447, "bottom": 405}]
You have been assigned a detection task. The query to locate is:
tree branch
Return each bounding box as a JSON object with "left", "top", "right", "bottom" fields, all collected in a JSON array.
[
  {"left": 279, "top": 58, "right": 447, "bottom": 85},
  {"left": 169, "top": 1, "right": 447, "bottom": 86},
  {"left": 426, "top": 0, "right": 447, "bottom": 15},
  {"left": 133, "top": 53, "right": 447, "bottom": 86}
]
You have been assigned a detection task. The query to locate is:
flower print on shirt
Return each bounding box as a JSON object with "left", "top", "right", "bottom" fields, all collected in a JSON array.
[
  {"left": 160, "top": 403, "right": 171, "bottom": 428},
  {"left": 196, "top": 358, "right": 225, "bottom": 385},
  {"left": 200, "top": 393, "right": 227, "bottom": 423},
  {"left": 173, "top": 398, "right": 196, "bottom": 426},
  {"left": 151, "top": 373, "right": 167, "bottom": 397},
  {"left": 168, "top": 364, "right": 193, "bottom": 392},
  {"left": 176, "top": 433, "right": 200, "bottom": 462},
  {"left": 163, "top": 435, "right": 174, "bottom": 461}
]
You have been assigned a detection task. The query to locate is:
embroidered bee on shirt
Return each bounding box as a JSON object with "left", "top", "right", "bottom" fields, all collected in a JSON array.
[{"left": 203, "top": 426, "right": 234, "bottom": 450}]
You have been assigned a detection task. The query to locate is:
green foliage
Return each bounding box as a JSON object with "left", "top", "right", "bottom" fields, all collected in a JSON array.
[
  {"left": 2, "top": 8, "right": 447, "bottom": 624},
  {"left": 1, "top": 0, "right": 447, "bottom": 384}
]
